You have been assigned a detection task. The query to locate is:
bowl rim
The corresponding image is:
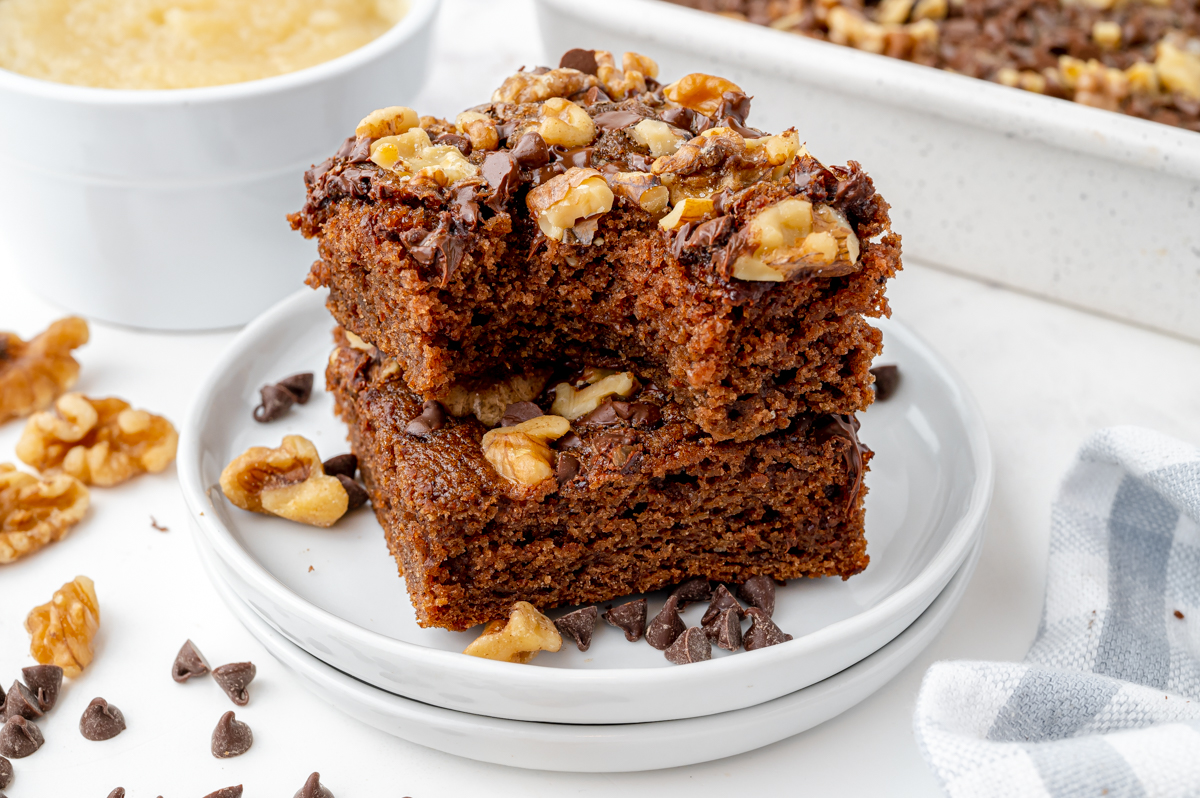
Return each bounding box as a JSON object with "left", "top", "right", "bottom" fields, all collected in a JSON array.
[{"left": 0, "top": 0, "right": 438, "bottom": 105}]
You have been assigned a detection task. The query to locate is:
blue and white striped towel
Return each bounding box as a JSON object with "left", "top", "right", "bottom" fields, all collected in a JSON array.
[{"left": 914, "top": 427, "right": 1200, "bottom": 798}]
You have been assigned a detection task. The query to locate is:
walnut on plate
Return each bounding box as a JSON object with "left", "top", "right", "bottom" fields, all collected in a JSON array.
[
  {"left": 0, "top": 317, "right": 89, "bottom": 425},
  {"left": 219, "top": 435, "right": 349, "bottom": 527},
  {"left": 16, "top": 393, "right": 178, "bottom": 487},
  {"left": 463, "top": 601, "right": 563, "bottom": 663},
  {"left": 481, "top": 415, "right": 572, "bottom": 486},
  {"left": 0, "top": 463, "right": 89, "bottom": 564},
  {"left": 26, "top": 575, "right": 99, "bottom": 678}
]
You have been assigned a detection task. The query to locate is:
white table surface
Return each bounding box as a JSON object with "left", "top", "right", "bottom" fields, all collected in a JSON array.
[{"left": 3, "top": 1, "right": 1200, "bottom": 794}]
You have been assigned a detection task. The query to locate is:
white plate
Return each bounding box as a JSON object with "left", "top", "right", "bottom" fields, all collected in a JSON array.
[
  {"left": 179, "top": 288, "right": 991, "bottom": 724},
  {"left": 198, "top": 528, "right": 984, "bottom": 772}
]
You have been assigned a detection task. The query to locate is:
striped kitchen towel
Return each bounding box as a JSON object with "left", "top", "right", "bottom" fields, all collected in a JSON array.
[{"left": 914, "top": 427, "right": 1200, "bottom": 798}]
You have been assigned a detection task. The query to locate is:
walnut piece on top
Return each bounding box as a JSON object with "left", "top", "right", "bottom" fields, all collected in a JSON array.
[
  {"left": 17, "top": 393, "right": 179, "bottom": 487},
  {"left": 26, "top": 575, "right": 100, "bottom": 678},
  {"left": 0, "top": 463, "right": 89, "bottom": 564},
  {"left": 220, "top": 434, "right": 349, "bottom": 527},
  {"left": 463, "top": 601, "right": 563, "bottom": 663},
  {"left": 0, "top": 317, "right": 89, "bottom": 425}
]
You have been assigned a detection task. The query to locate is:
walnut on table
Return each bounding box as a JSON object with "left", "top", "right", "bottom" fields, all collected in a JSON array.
[
  {"left": 16, "top": 393, "right": 178, "bottom": 486},
  {"left": 0, "top": 464, "right": 89, "bottom": 564},
  {"left": 0, "top": 317, "right": 89, "bottom": 425},
  {"left": 463, "top": 601, "right": 563, "bottom": 663},
  {"left": 26, "top": 575, "right": 100, "bottom": 678},
  {"left": 219, "top": 435, "right": 349, "bottom": 527}
]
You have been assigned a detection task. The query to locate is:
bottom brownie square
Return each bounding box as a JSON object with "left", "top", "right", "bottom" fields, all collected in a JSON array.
[{"left": 327, "top": 333, "right": 872, "bottom": 631}]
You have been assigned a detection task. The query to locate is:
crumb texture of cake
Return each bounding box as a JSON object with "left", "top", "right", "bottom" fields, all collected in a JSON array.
[
  {"left": 327, "top": 335, "right": 871, "bottom": 631},
  {"left": 291, "top": 51, "right": 901, "bottom": 443}
]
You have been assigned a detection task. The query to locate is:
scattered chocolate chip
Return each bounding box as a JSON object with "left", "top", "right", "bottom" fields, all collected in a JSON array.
[
  {"left": 671, "top": 578, "right": 712, "bottom": 609},
  {"left": 701, "top": 584, "right": 744, "bottom": 627},
  {"left": 406, "top": 400, "right": 447, "bottom": 436},
  {"left": 277, "top": 372, "right": 315, "bottom": 404},
  {"left": 555, "top": 453, "right": 580, "bottom": 485},
  {"left": 107, "top": 790, "right": 124, "bottom": 798},
  {"left": 604, "top": 598, "right": 647, "bottom": 642},
  {"left": 20, "top": 665, "right": 61, "bottom": 714},
  {"left": 3, "top": 682, "right": 41, "bottom": 721},
  {"left": 555, "top": 607, "right": 600, "bottom": 652},
  {"left": 646, "top": 596, "right": 687, "bottom": 650},
  {"left": 322, "top": 453, "right": 358, "bottom": 479},
  {"left": 202, "top": 786, "right": 243, "bottom": 798},
  {"left": 172, "top": 639, "right": 210, "bottom": 683},
  {"left": 1175, "top": 610, "right": 1186, "bottom": 619},
  {"left": 482, "top": 151, "right": 520, "bottom": 211},
  {"left": 739, "top": 575, "right": 776, "bottom": 617},
  {"left": 511, "top": 131, "right": 551, "bottom": 169},
  {"left": 559, "top": 48, "right": 599, "bottom": 75},
  {"left": 664, "top": 627, "right": 712, "bottom": 664},
  {"left": 253, "top": 383, "right": 297, "bottom": 422},
  {"left": 707, "top": 607, "right": 743, "bottom": 651},
  {"left": 337, "top": 475, "right": 369, "bottom": 511},
  {"left": 0, "top": 716, "right": 43, "bottom": 758},
  {"left": 211, "top": 711, "right": 253, "bottom": 758},
  {"left": 295, "top": 772, "right": 335, "bottom": 798},
  {"left": 434, "top": 132, "right": 472, "bottom": 157},
  {"left": 0, "top": 755, "right": 10, "bottom": 788},
  {"left": 593, "top": 110, "right": 645, "bottom": 132},
  {"left": 743, "top": 607, "right": 793, "bottom": 651},
  {"left": 212, "top": 662, "right": 256, "bottom": 706},
  {"left": 500, "top": 401, "right": 543, "bottom": 427},
  {"left": 80, "top": 697, "right": 126, "bottom": 741},
  {"left": 870, "top": 364, "right": 901, "bottom": 401}
]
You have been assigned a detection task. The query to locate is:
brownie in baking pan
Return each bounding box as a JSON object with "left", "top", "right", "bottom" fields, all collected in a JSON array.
[
  {"left": 326, "top": 332, "right": 871, "bottom": 632},
  {"left": 291, "top": 49, "right": 901, "bottom": 443}
]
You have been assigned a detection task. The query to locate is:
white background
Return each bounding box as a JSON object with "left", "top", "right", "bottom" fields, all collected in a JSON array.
[{"left": 3, "top": 0, "right": 1200, "bottom": 794}]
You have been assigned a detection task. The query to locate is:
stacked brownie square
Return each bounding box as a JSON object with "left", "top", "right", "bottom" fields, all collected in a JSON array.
[{"left": 290, "top": 49, "right": 901, "bottom": 631}]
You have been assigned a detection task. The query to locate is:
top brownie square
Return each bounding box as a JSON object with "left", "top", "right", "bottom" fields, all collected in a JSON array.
[{"left": 290, "top": 49, "right": 902, "bottom": 442}]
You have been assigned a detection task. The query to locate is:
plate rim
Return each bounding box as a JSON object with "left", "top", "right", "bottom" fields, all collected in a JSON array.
[{"left": 178, "top": 287, "right": 992, "bottom": 691}]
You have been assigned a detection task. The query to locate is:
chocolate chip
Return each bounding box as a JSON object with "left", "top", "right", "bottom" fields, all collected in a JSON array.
[
  {"left": 211, "top": 711, "right": 253, "bottom": 758},
  {"left": 322, "top": 453, "right": 358, "bottom": 479},
  {"left": 404, "top": 214, "right": 466, "bottom": 285},
  {"left": 578, "top": 85, "right": 611, "bottom": 105},
  {"left": 20, "top": 666, "right": 61, "bottom": 713},
  {"left": 671, "top": 577, "right": 712, "bottom": 609},
  {"left": 278, "top": 372, "right": 315, "bottom": 404},
  {"left": 603, "top": 598, "right": 647, "bottom": 642},
  {"left": 646, "top": 596, "right": 686, "bottom": 650},
  {"left": 346, "top": 136, "right": 373, "bottom": 164},
  {"left": 706, "top": 607, "right": 743, "bottom": 651},
  {"left": 434, "top": 132, "right": 472, "bottom": 157},
  {"left": 253, "top": 382, "right": 297, "bottom": 423},
  {"left": 500, "top": 401, "right": 543, "bottom": 427},
  {"left": 1175, "top": 610, "right": 1186, "bottom": 619},
  {"left": 0, "top": 755, "right": 11, "bottom": 788},
  {"left": 593, "top": 110, "right": 645, "bottom": 132},
  {"left": 555, "top": 606, "right": 599, "bottom": 652},
  {"left": 701, "top": 584, "right": 744, "bottom": 627},
  {"left": 406, "top": 400, "right": 447, "bottom": 436},
  {"left": 107, "top": 790, "right": 124, "bottom": 798},
  {"left": 202, "top": 786, "right": 243, "bottom": 798},
  {"left": 581, "top": 399, "right": 660, "bottom": 428},
  {"left": 452, "top": 184, "right": 482, "bottom": 228},
  {"left": 558, "top": 432, "right": 583, "bottom": 449},
  {"left": 482, "top": 151, "right": 520, "bottom": 211},
  {"left": 0, "top": 716, "right": 42, "bottom": 758},
  {"left": 664, "top": 627, "right": 711, "bottom": 664},
  {"left": 295, "top": 772, "right": 335, "bottom": 798},
  {"left": 337, "top": 475, "right": 369, "bottom": 512},
  {"left": 660, "top": 106, "right": 696, "bottom": 130},
  {"left": 3, "top": 682, "right": 41, "bottom": 721},
  {"left": 559, "top": 48, "right": 599, "bottom": 75},
  {"left": 212, "top": 662, "right": 256, "bottom": 706},
  {"left": 555, "top": 453, "right": 580, "bottom": 485},
  {"left": 580, "top": 400, "right": 622, "bottom": 426},
  {"left": 743, "top": 607, "right": 793, "bottom": 651},
  {"left": 511, "top": 131, "right": 551, "bottom": 169},
  {"left": 791, "top": 153, "right": 838, "bottom": 203},
  {"left": 171, "top": 639, "right": 210, "bottom": 683},
  {"left": 870, "top": 364, "right": 901, "bottom": 401},
  {"left": 529, "top": 162, "right": 566, "bottom": 187},
  {"left": 739, "top": 574, "right": 776, "bottom": 617},
  {"left": 80, "top": 697, "right": 126, "bottom": 741}
]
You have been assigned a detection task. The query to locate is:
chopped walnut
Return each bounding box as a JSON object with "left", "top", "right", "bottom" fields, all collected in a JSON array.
[
  {"left": 370, "top": 127, "right": 481, "bottom": 187},
  {"left": 1155, "top": 39, "right": 1200, "bottom": 99},
  {"left": 663, "top": 73, "right": 744, "bottom": 115},
  {"left": 463, "top": 601, "right": 563, "bottom": 663},
  {"left": 16, "top": 393, "right": 178, "bottom": 487},
  {"left": 440, "top": 371, "right": 550, "bottom": 428},
  {"left": 454, "top": 111, "right": 500, "bottom": 151},
  {"left": 652, "top": 127, "right": 800, "bottom": 202},
  {"left": 0, "top": 464, "right": 89, "bottom": 564},
  {"left": 593, "top": 50, "right": 659, "bottom": 100},
  {"left": 605, "top": 171, "right": 671, "bottom": 215},
  {"left": 732, "top": 199, "right": 861, "bottom": 281},
  {"left": 525, "top": 167, "right": 615, "bottom": 242},
  {"left": 355, "top": 106, "right": 419, "bottom": 139},
  {"left": 551, "top": 372, "right": 637, "bottom": 420},
  {"left": 492, "top": 67, "right": 598, "bottom": 104},
  {"left": 0, "top": 317, "right": 89, "bottom": 425},
  {"left": 1091, "top": 20, "right": 1122, "bottom": 49},
  {"left": 26, "top": 575, "right": 99, "bottom": 678},
  {"left": 219, "top": 435, "right": 348, "bottom": 527},
  {"left": 659, "top": 196, "right": 715, "bottom": 231},
  {"left": 629, "top": 119, "right": 687, "bottom": 158},
  {"left": 537, "top": 97, "right": 596, "bottom": 147},
  {"left": 481, "top": 415, "right": 571, "bottom": 486}
]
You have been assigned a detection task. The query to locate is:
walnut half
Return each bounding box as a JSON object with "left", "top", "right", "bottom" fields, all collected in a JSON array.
[
  {"left": 0, "top": 463, "right": 89, "bottom": 564},
  {"left": 219, "top": 435, "right": 348, "bottom": 527},
  {"left": 481, "top": 415, "right": 571, "bottom": 486},
  {"left": 463, "top": 601, "right": 563, "bottom": 663},
  {"left": 0, "top": 317, "right": 90, "bottom": 425},
  {"left": 26, "top": 575, "right": 100, "bottom": 678}
]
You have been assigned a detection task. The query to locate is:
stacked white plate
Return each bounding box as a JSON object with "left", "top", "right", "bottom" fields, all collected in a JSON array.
[{"left": 179, "top": 289, "right": 992, "bottom": 771}]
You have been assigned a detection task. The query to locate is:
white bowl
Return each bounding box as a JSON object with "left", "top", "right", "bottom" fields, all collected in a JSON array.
[
  {"left": 0, "top": 0, "right": 438, "bottom": 331},
  {"left": 178, "top": 287, "right": 993, "bottom": 725}
]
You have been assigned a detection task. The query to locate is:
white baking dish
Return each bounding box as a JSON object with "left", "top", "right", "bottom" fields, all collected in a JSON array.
[
  {"left": 536, "top": 0, "right": 1200, "bottom": 342},
  {"left": 0, "top": 0, "right": 436, "bottom": 331}
]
